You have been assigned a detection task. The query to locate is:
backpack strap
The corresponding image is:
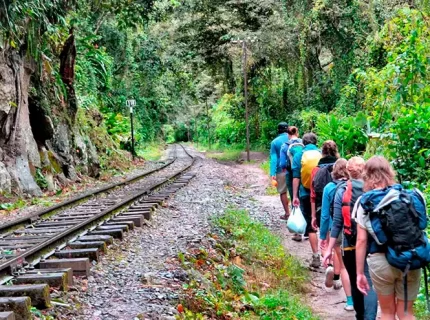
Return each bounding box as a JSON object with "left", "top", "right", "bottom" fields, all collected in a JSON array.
[
  {"left": 342, "top": 181, "right": 353, "bottom": 235},
  {"left": 425, "top": 266, "right": 430, "bottom": 312},
  {"left": 403, "top": 273, "right": 408, "bottom": 314}
]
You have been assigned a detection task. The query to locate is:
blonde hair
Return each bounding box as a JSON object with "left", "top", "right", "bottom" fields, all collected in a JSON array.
[
  {"left": 363, "top": 156, "right": 396, "bottom": 191},
  {"left": 347, "top": 156, "right": 365, "bottom": 180},
  {"left": 332, "top": 158, "right": 348, "bottom": 180}
]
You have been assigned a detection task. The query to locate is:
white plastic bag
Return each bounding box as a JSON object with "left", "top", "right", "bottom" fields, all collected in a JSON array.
[{"left": 286, "top": 207, "right": 307, "bottom": 234}]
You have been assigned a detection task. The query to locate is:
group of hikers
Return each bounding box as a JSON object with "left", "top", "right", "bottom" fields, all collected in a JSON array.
[{"left": 270, "top": 122, "right": 429, "bottom": 320}]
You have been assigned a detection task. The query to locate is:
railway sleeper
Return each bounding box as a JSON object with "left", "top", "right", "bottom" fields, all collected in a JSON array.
[
  {"left": 0, "top": 245, "right": 33, "bottom": 250},
  {"left": 0, "top": 297, "right": 31, "bottom": 320},
  {"left": 55, "top": 248, "right": 100, "bottom": 262},
  {"left": 39, "top": 258, "right": 90, "bottom": 277},
  {"left": 111, "top": 216, "right": 144, "bottom": 227},
  {"left": 15, "top": 272, "right": 69, "bottom": 292},
  {"left": 128, "top": 207, "right": 153, "bottom": 213},
  {"left": 120, "top": 211, "right": 151, "bottom": 220},
  {"left": 58, "top": 212, "right": 99, "bottom": 216},
  {"left": 97, "top": 224, "right": 129, "bottom": 232},
  {"left": 0, "top": 284, "right": 50, "bottom": 309},
  {"left": 0, "top": 311, "right": 15, "bottom": 320},
  {"left": 68, "top": 241, "right": 107, "bottom": 253},
  {"left": 105, "top": 220, "right": 135, "bottom": 230},
  {"left": 14, "top": 228, "right": 65, "bottom": 235},
  {"left": 25, "top": 268, "right": 73, "bottom": 287},
  {"left": 35, "top": 221, "right": 80, "bottom": 228},
  {"left": 78, "top": 235, "right": 113, "bottom": 245},
  {"left": 89, "top": 229, "right": 124, "bottom": 239},
  {"left": 53, "top": 216, "right": 89, "bottom": 220}
]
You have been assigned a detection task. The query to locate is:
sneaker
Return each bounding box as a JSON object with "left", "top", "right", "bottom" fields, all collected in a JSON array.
[
  {"left": 324, "top": 266, "right": 334, "bottom": 288},
  {"left": 333, "top": 279, "right": 342, "bottom": 290},
  {"left": 302, "top": 235, "right": 309, "bottom": 240},
  {"left": 280, "top": 214, "right": 289, "bottom": 220},
  {"left": 310, "top": 254, "right": 321, "bottom": 268},
  {"left": 344, "top": 304, "right": 354, "bottom": 312},
  {"left": 292, "top": 234, "right": 302, "bottom": 242}
]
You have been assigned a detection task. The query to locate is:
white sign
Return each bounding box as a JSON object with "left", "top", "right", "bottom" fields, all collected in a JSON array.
[{"left": 126, "top": 100, "right": 136, "bottom": 107}]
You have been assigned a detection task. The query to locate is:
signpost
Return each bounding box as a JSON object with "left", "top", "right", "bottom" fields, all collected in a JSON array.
[{"left": 126, "top": 99, "right": 136, "bottom": 160}]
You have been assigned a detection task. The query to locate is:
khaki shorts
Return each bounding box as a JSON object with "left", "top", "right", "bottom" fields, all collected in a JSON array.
[
  {"left": 367, "top": 253, "right": 421, "bottom": 300},
  {"left": 276, "top": 173, "right": 287, "bottom": 194}
]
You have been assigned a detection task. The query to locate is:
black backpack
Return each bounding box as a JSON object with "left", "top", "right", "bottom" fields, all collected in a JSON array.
[{"left": 313, "top": 163, "right": 334, "bottom": 213}]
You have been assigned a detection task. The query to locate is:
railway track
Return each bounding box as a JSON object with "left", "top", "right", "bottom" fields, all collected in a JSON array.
[{"left": 0, "top": 144, "right": 196, "bottom": 320}]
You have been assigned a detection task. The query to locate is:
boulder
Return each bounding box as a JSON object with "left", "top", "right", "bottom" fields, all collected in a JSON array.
[{"left": 0, "top": 161, "right": 11, "bottom": 194}]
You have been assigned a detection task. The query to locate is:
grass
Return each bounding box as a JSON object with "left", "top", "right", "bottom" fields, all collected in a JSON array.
[
  {"left": 137, "top": 142, "right": 166, "bottom": 161},
  {"left": 206, "top": 149, "right": 243, "bottom": 162},
  {"left": 177, "top": 209, "right": 317, "bottom": 319},
  {"left": 260, "top": 159, "right": 279, "bottom": 195}
]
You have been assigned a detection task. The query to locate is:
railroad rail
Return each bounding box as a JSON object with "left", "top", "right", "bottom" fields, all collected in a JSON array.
[{"left": 0, "top": 144, "right": 196, "bottom": 320}]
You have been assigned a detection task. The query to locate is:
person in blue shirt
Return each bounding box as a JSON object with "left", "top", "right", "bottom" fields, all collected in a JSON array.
[
  {"left": 279, "top": 126, "right": 302, "bottom": 201},
  {"left": 270, "top": 122, "right": 290, "bottom": 219}
]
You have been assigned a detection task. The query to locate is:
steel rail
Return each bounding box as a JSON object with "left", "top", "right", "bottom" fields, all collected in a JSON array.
[
  {"left": 0, "top": 146, "right": 178, "bottom": 234},
  {"left": 0, "top": 144, "right": 195, "bottom": 276}
]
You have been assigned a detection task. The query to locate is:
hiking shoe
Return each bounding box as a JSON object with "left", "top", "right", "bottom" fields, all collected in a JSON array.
[
  {"left": 310, "top": 254, "right": 321, "bottom": 268},
  {"left": 344, "top": 304, "right": 354, "bottom": 312},
  {"left": 292, "top": 234, "right": 302, "bottom": 242},
  {"left": 324, "top": 266, "right": 334, "bottom": 288},
  {"left": 333, "top": 279, "right": 342, "bottom": 290}
]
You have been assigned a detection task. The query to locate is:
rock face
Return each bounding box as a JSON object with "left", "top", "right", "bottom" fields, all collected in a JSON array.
[
  {"left": 0, "top": 47, "right": 101, "bottom": 196},
  {"left": 0, "top": 161, "right": 11, "bottom": 193}
]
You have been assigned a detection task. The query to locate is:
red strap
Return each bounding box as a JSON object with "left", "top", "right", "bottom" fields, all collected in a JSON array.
[{"left": 342, "top": 180, "right": 353, "bottom": 235}]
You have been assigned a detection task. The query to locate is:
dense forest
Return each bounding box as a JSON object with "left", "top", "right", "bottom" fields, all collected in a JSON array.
[{"left": 0, "top": 0, "right": 429, "bottom": 196}]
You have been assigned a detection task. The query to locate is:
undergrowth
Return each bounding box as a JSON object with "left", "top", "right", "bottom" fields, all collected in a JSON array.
[
  {"left": 260, "top": 159, "right": 278, "bottom": 195},
  {"left": 177, "top": 209, "right": 317, "bottom": 319},
  {"left": 137, "top": 142, "right": 166, "bottom": 161}
]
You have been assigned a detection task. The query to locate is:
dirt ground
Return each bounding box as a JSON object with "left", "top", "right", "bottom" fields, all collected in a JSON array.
[{"left": 237, "top": 160, "right": 356, "bottom": 320}]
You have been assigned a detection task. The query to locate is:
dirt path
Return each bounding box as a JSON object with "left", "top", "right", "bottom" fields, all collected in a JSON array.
[{"left": 234, "top": 160, "right": 355, "bottom": 320}]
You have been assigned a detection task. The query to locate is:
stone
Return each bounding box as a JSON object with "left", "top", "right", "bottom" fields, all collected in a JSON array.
[
  {"left": 14, "top": 155, "right": 42, "bottom": 196},
  {"left": 0, "top": 162, "right": 11, "bottom": 193}
]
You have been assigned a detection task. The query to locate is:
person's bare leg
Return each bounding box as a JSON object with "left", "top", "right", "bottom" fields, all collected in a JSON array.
[
  {"left": 335, "top": 246, "right": 351, "bottom": 296},
  {"left": 280, "top": 192, "right": 290, "bottom": 216},
  {"left": 396, "top": 300, "right": 415, "bottom": 320},
  {"left": 378, "top": 294, "right": 396, "bottom": 320},
  {"left": 309, "top": 232, "right": 318, "bottom": 253}
]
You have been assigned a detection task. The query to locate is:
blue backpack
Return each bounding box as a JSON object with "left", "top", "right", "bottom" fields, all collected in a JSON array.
[{"left": 360, "top": 184, "right": 429, "bottom": 312}]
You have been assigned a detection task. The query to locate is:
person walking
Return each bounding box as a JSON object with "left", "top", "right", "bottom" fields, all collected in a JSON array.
[
  {"left": 319, "top": 158, "right": 354, "bottom": 311},
  {"left": 356, "top": 156, "right": 427, "bottom": 320},
  {"left": 280, "top": 126, "right": 303, "bottom": 201},
  {"left": 292, "top": 133, "right": 321, "bottom": 267},
  {"left": 322, "top": 157, "right": 378, "bottom": 320},
  {"left": 270, "top": 122, "right": 290, "bottom": 220},
  {"left": 280, "top": 126, "right": 304, "bottom": 241}
]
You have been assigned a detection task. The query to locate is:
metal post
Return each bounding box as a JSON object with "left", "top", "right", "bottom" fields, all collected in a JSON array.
[
  {"left": 206, "top": 98, "right": 210, "bottom": 150},
  {"left": 127, "top": 99, "right": 136, "bottom": 160},
  {"left": 130, "top": 106, "right": 135, "bottom": 160},
  {"left": 243, "top": 41, "right": 250, "bottom": 162}
]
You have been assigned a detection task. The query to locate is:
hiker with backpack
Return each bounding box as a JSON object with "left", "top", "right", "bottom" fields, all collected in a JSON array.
[
  {"left": 322, "top": 156, "right": 378, "bottom": 320},
  {"left": 292, "top": 133, "right": 322, "bottom": 267},
  {"left": 270, "top": 122, "right": 291, "bottom": 220},
  {"left": 310, "top": 140, "right": 339, "bottom": 232},
  {"left": 355, "top": 156, "right": 428, "bottom": 320},
  {"left": 318, "top": 158, "right": 354, "bottom": 311},
  {"left": 280, "top": 126, "right": 304, "bottom": 241},
  {"left": 280, "top": 126, "right": 303, "bottom": 202}
]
